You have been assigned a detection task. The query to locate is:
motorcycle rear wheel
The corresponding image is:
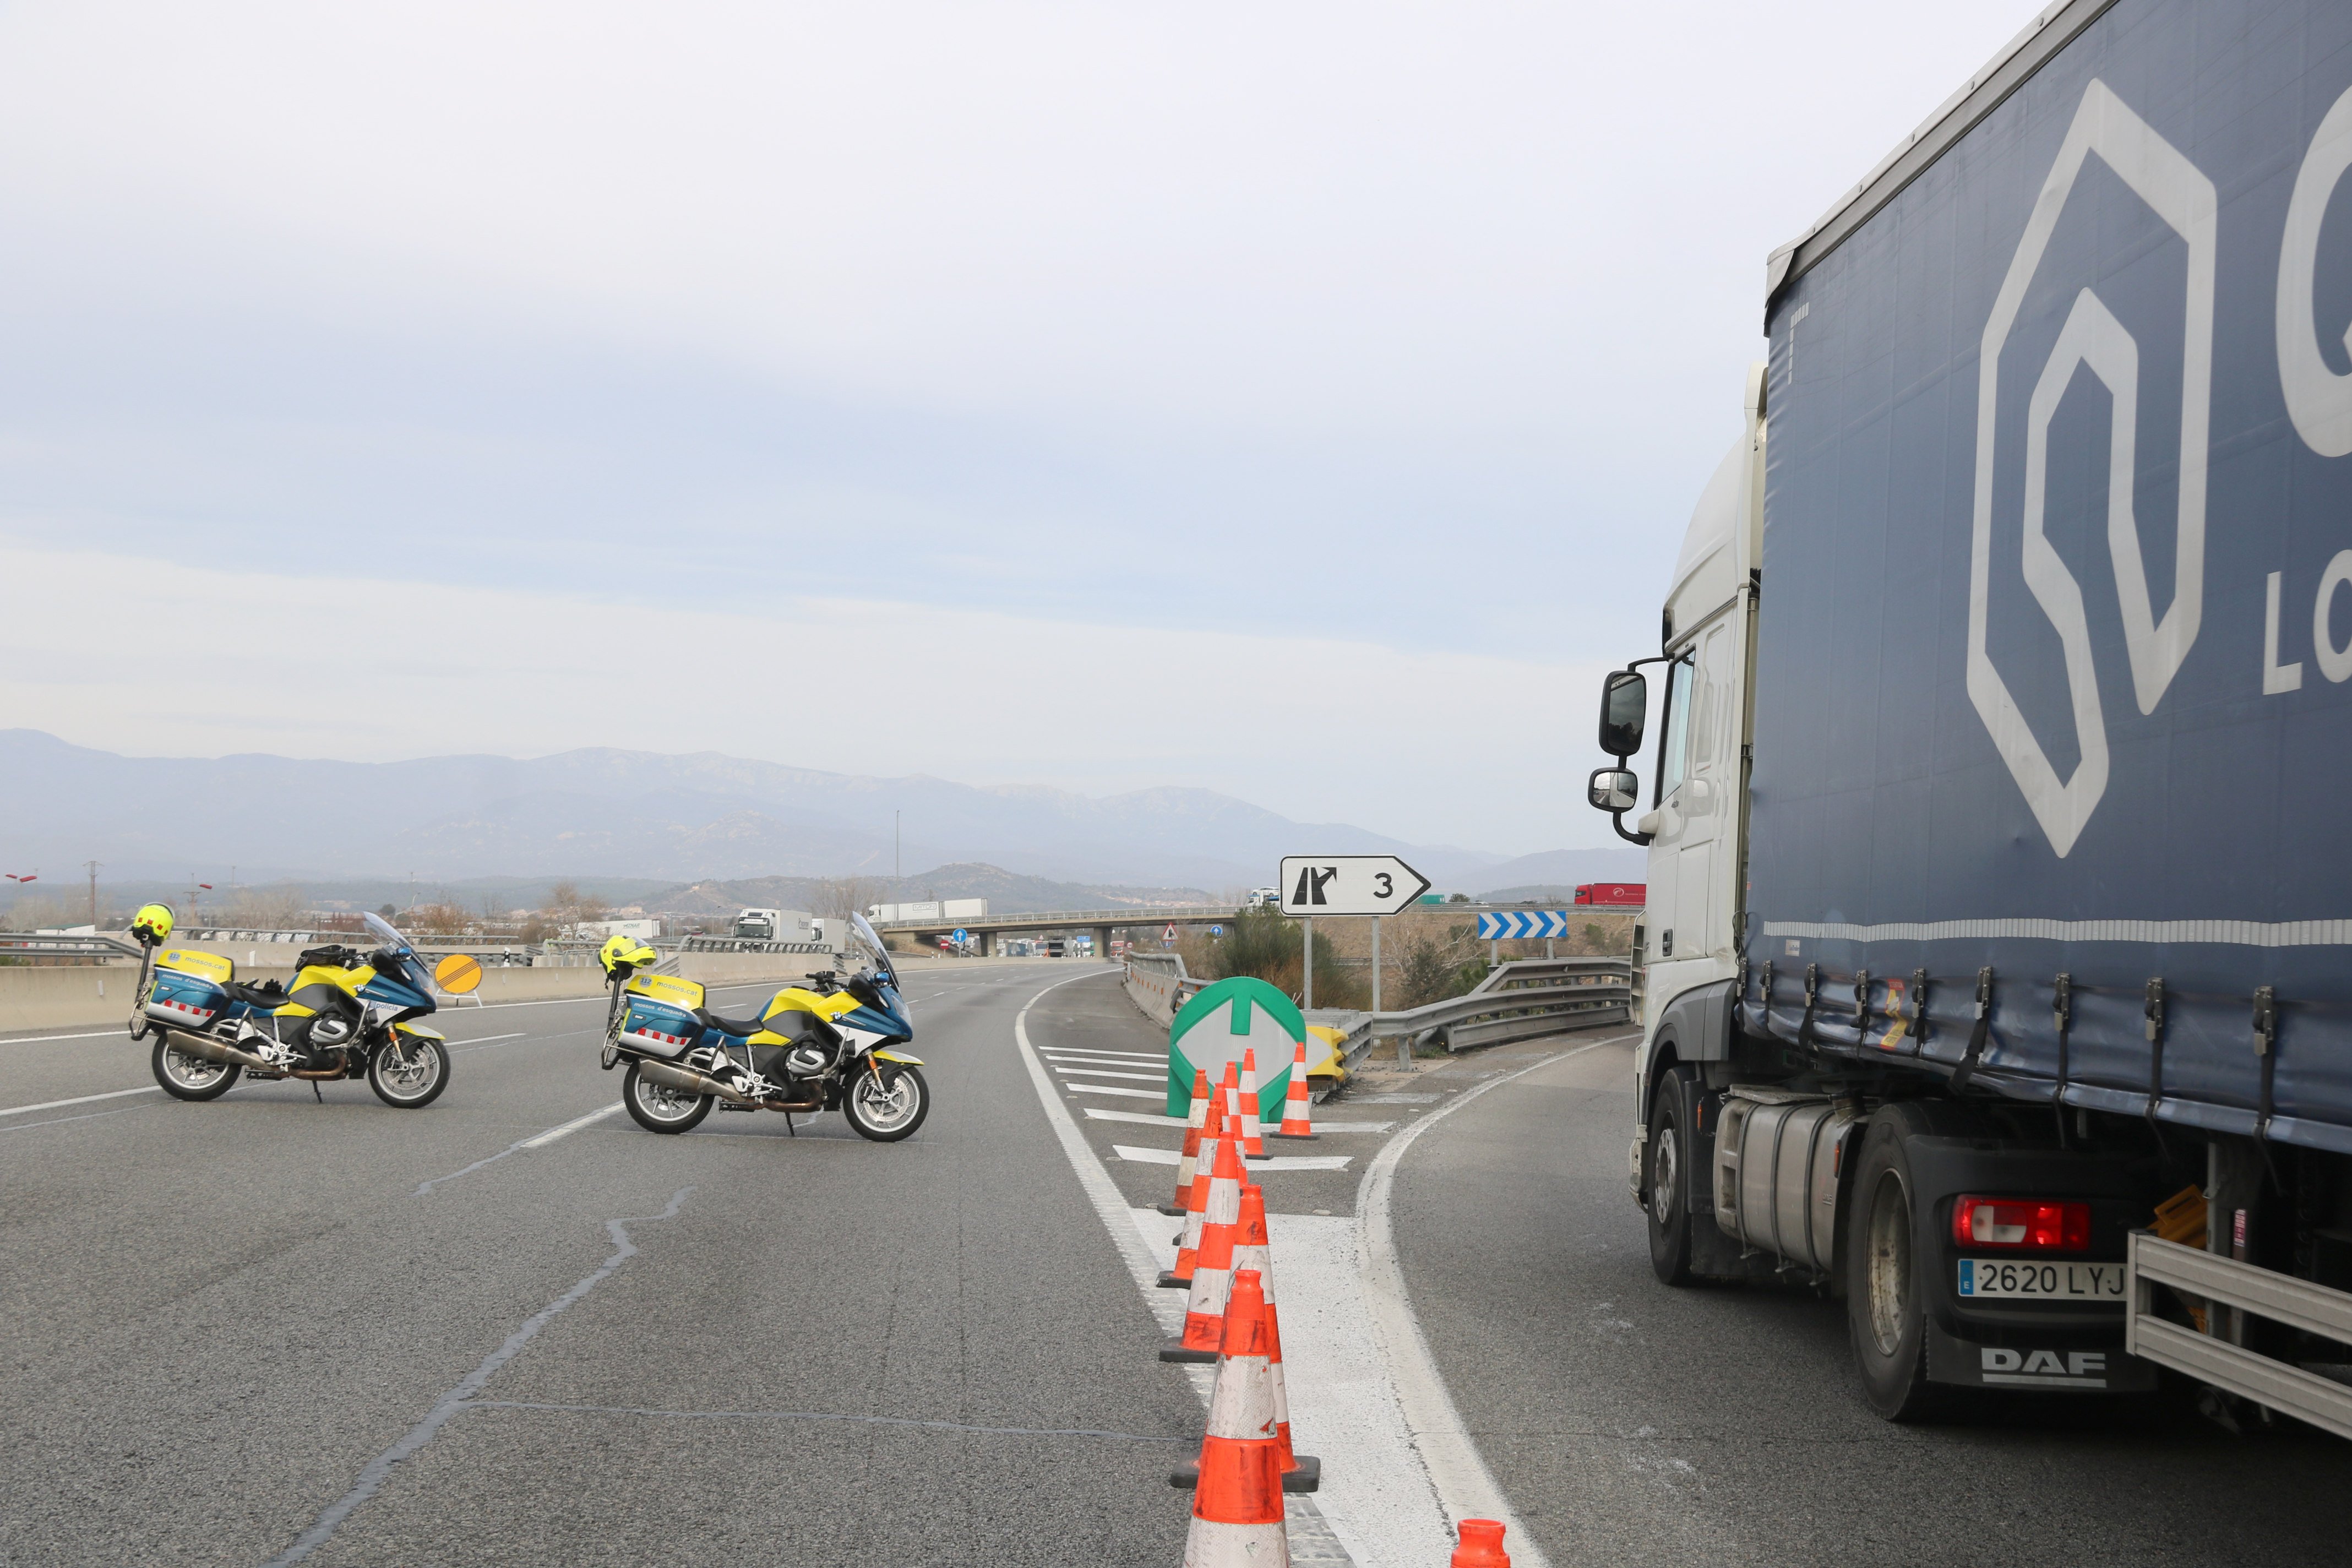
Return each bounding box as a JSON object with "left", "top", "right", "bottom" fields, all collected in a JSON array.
[
  {"left": 843, "top": 1063, "right": 929, "bottom": 1142},
  {"left": 368, "top": 1036, "right": 450, "bottom": 1108},
  {"left": 153, "top": 1035, "right": 240, "bottom": 1101},
  {"left": 623, "top": 1063, "right": 712, "bottom": 1134}
]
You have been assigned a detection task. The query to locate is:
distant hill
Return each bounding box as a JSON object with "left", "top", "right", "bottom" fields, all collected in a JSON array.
[
  {"left": 1457, "top": 848, "right": 1646, "bottom": 897},
  {"left": 0, "top": 729, "right": 1538, "bottom": 890}
]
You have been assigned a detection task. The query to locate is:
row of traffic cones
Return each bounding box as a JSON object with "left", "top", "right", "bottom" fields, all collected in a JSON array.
[
  {"left": 1163, "top": 1054, "right": 1515, "bottom": 1567},
  {"left": 1164, "top": 1066, "right": 1314, "bottom": 1566}
]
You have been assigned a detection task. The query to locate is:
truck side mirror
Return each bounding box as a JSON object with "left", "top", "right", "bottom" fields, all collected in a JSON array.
[
  {"left": 1588, "top": 768, "right": 1639, "bottom": 812},
  {"left": 1599, "top": 669, "right": 1648, "bottom": 758}
]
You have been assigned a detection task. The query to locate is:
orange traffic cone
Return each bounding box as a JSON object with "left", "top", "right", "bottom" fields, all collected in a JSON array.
[
  {"left": 1238, "top": 1048, "right": 1268, "bottom": 1159},
  {"left": 1161, "top": 1098, "right": 1227, "bottom": 1289},
  {"left": 1270, "top": 1038, "right": 1316, "bottom": 1140},
  {"left": 1451, "top": 1520, "right": 1510, "bottom": 1566},
  {"left": 1177, "top": 1268, "right": 1287, "bottom": 1567},
  {"left": 1159, "top": 1068, "right": 1213, "bottom": 1216},
  {"left": 1163, "top": 1137, "right": 1247, "bottom": 1361},
  {"left": 1173, "top": 1184, "right": 1319, "bottom": 1493}
]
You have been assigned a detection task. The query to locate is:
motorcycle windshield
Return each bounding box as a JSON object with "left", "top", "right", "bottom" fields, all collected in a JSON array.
[
  {"left": 361, "top": 911, "right": 434, "bottom": 995},
  {"left": 850, "top": 913, "right": 894, "bottom": 981}
]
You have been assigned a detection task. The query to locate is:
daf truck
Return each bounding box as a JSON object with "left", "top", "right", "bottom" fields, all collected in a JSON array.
[{"left": 1592, "top": 0, "right": 2352, "bottom": 1430}]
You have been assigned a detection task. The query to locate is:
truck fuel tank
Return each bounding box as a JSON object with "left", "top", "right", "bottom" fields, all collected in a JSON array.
[{"left": 1712, "top": 1087, "right": 1859, "bottom": 1275}]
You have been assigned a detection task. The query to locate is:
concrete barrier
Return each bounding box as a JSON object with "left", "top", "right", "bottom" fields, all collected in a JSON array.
[{"left": 1124, "top": 954, "right": 1191, "bottom": 1028}]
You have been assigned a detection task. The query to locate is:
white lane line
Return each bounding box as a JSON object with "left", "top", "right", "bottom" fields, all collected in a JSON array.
[
  {"left": 1113, "top": 1144, "right": 1350, "bottom": 1172},
  {"left": 1009, "top": 970, "right": 1357, "bottom": 1560},
  {"left": 1041, "top": 1048, "right": 1163, "bottom": 1063},
  {"left": 1304, "top": 1121, "right": 1396, "bottom": 1134},
  {"left": 1, "top": 1108, "right": 135, "bottom": 1134},
  {"left": 0, "top": 1028, "right": 133, "bottom": 1046},
  {"left": 1052, "top": 1067, "right": 1163, "bottom": 1084},
  {"left": 0, "top": 1085, "right": 161, "bottom": 1118},
  {"left": 519, "top": 1103, "right": 624, "bottom": 1148},
  {"left": 414, "top": 1102, "right": 625, "bottom": 1195},
  {"left": 448, "top": 1032, "right": 529, "bottom": 1050},
  {"left": 1354, "top": 1031, "right": 1632, "bottom": 1566},
  {"left": 1083, "top": 1108, "right": 1186, "bottom": 1128},
  {"left": 264, "top": 1188, "right": 694, "bottom": 1565},
  {"left": 1063, "top": 1082, "right": 1164, "bottom": 1101}
]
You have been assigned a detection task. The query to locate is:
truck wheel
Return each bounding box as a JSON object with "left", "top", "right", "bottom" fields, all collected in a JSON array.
[
  {"left": 1844, "top": 1115, "right": 1944, "bottom": 1420},
  {"left": 1646, "top": 1065, "right": 1699, "bottom": 1286}
]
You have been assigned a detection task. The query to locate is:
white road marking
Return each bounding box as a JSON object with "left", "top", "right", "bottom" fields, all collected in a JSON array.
[
  {"left": 1063, "top": 1082, "right": 1163, "bottom": 1101},
  {"left": 0, "top": 1085, "right": 160, "bottom": 1118},
  {"left": 1040, "top": 1048, "right": 1163, "bottom": 1063},
  {"left": 0, "top": 1028, "right": 133, "bottom": 1046},
  {"left": 0, "top": 1108, "right": 135, "bottom": 1134},
  {"left": 448, "top": 1032, "right": 529, "bottom": 1051},
  {"left": 1082, "top": 1107, "right": 1186, "bottom": 1128},
  {"left": 1052, "top": 1066, "right": 1163, "bottom": 1083},
  {"left": 1302, "top": 1120, "right": 1396, "bottom": 1133},
  {"left": 1113, "top": 1144, "right": 1349, "bottom": 1172},
  {"left": 1009, "top": 970, "right": 1358, "bottom": 1560},
  {"left": 1352, "top": 1031, "right": 1632, "bottom": 1567},
  {"left": 519, "top": 1103, "right": 624, "bottom": 1148}
]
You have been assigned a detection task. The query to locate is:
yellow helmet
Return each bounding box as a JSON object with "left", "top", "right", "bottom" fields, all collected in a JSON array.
[
  {"left": 598, "top": 933, "right": 659, "bottom": 976},
  {"left": 130, "top": 903, "right": 176, "bottom": 944}
]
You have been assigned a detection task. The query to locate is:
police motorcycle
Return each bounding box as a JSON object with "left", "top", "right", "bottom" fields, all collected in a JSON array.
[
  {"left": 129, "top": 904, "right": 453, "bottom": 1108},
  {"left": 597, "top": 913, "right": 928, "bottom": 1141}
]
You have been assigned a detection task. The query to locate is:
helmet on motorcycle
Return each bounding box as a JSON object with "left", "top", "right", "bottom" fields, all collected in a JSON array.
[
  {"left": 598, "top": 933, "right": 659, "bottom": 976},
  {"left": 130, "top": 903, "right": 175, "bottom": 945}
]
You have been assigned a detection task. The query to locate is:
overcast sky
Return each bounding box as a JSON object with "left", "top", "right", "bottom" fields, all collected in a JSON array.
[{"left": 0, "top": 2, "right": 2033, "bottom": 854}]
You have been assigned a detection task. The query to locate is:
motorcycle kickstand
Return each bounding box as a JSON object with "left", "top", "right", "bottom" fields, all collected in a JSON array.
[
  {"left": 783, "top": 1112, "right": 796, "bottom": 1137},
  {"left": 312, "top": 1081, "right": 324, "bottom": 1104}
]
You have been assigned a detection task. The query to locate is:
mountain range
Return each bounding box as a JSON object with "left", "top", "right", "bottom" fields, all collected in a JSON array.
[{"left": 0, "top": 729, "right": 1641, "bottom": 894}]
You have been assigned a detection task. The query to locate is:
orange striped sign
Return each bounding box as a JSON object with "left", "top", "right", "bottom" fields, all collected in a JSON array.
[{"left": 434, "top": 953, "right": 484, "bottom": 994}]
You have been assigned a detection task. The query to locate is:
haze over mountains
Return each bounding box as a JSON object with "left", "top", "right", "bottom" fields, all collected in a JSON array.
[{"left": 0, "top": 730, "right": 1639, "bottom": 894}]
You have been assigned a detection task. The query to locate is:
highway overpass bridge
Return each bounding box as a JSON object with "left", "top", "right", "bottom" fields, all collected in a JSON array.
[{"left": 869, "top": 905, "right": 1238, "bottom": 955}]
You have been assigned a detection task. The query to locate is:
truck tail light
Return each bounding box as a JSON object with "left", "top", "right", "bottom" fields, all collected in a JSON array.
[{"left": 1951, "top": 1196, "right": 2090, "bottom": 1252}]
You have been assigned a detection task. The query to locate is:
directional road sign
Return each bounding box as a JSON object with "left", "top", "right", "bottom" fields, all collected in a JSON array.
[
  {"left": 952, "top": 928, "right": 968, "bottom": 943},
  {"left": 1168, "top": 977, "right": 1299, "bottom": 1119},
  {"left": 1477, "top": 910, "right": 1571, "bottom": 939},
  {"left": 1277, "top": 855, "right": 1431, "bottom": 916}
]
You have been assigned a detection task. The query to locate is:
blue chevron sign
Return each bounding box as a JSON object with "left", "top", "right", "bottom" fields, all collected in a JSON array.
[{"left": 1477, "top": 910, "right": 1570, "bottom": 939}]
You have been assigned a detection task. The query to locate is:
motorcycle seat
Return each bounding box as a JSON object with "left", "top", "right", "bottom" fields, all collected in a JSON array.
[
  {"left": 224, "top": 981, "right": 287, "bottom": 1008},
  {"left": 695, "top": 1008, "right": 767, "bottom": 1037}
]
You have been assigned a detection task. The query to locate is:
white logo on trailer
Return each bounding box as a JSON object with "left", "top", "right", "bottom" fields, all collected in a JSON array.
[{"left": 1968, "top": 80, "right": 2214, "bottom": 857}]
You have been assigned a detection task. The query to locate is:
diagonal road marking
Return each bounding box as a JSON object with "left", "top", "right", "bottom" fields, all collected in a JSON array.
[{"left": 0, "top": 1085, "right": 161, "bottom": 1118}]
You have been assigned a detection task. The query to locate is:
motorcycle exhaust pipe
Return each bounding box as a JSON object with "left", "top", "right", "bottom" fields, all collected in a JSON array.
[
  {"left": 634, "top": 1055, "right": 756, "bottom": 1104},
  {"left": 161, "top": 1029, "right": 274, "bottom": 1071}
]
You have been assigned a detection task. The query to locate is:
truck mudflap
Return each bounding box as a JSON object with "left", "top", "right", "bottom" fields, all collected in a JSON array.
[
  {"left": 1925, "top": 1321, "right": 2157, "bottom": 1393},
  {"left": 2125, "top": 1232, "right": 2352, "bottom": 1439}
]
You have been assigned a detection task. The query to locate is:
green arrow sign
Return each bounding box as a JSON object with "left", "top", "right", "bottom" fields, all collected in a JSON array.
[{"left": 1168, "top": 976, "right": 1299, "bottom": 1119}]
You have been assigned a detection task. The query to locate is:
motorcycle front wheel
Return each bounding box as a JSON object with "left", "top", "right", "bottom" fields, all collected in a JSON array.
[
  {"left": 843, "top": 1063, "right": 929, "bottom": 1142},
  {"left": 153, "top": 1035, "right": 240, "bottom": 1101},
  {"left": 623, "top": 1062, "right": 712, "bottom": 1134},
  {"left": 368, "top": 1036, "right": 451, "bottom": 1108}
]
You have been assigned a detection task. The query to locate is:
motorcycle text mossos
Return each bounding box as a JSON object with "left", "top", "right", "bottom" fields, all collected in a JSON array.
[
  {"left": 597, "top": 914, "right": 928, "bottom": 1141},
  {"left": 132, "top": 906, "right": 453, "bottom": 1108}
]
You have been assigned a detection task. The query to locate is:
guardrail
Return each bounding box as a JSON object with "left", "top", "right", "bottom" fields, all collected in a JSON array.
[
  {"left": 676, "top": 937, "right": 836, "bottom": 956},
  {"left": 0, "top": 932, "right": 143, "bottom": 962},
  {"left": 1336, "top": 957, "right": 1632, "bottom": 1063},
  {"left": 1121, "top": 951, "right": 1631, "bottom": 1059}
]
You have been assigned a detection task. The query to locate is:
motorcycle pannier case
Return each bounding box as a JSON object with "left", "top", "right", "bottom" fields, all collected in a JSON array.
[
  {"left": 619, "top": 971, "right": 706, "bottom": 1059},
  {"left": 146, "top": 948, "right": 235, "bottom": 1028}
]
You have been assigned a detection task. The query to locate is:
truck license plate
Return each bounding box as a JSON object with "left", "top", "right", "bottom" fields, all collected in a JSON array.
[{"left": 1956, "top": 1259, "right": 2125, "bottom": 1300}]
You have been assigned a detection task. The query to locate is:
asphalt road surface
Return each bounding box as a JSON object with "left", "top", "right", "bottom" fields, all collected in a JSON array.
[
  {"left": 0, "top": 963, "right": 1205, "bottom": 1567},
  {"left": 1389, "top": 1037, "right": 2351, "bottom": 1568},
  {"left": 6, "top": 968, "right": 2347, "bottom": 1567}
]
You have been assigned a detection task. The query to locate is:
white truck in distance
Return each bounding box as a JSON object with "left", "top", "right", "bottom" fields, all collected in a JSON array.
[{"left": 731, "top": 908, "right": 823, "bottom": 944}]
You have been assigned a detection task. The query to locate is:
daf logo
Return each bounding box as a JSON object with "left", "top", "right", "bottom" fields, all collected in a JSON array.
[{"left": 1967, "top": 80, "right": 2215, "bottom": 858}]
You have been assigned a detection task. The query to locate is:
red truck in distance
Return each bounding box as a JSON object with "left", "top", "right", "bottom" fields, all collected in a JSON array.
[{"left": 1574, "top": 883, "right": 1645, "bottom": 907}]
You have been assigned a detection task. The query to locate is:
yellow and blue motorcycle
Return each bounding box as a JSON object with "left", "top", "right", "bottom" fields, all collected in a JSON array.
[
  {"left": 598, "top": 914, "right": 927, "bottom": 1141},
  {"left": 132, "top": 907, "right": 452, "bottom": 1108}
]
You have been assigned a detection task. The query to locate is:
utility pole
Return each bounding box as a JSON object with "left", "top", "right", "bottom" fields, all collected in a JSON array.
[{"left": 84, "top": 861, "right": 100, "bottom": 929}]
